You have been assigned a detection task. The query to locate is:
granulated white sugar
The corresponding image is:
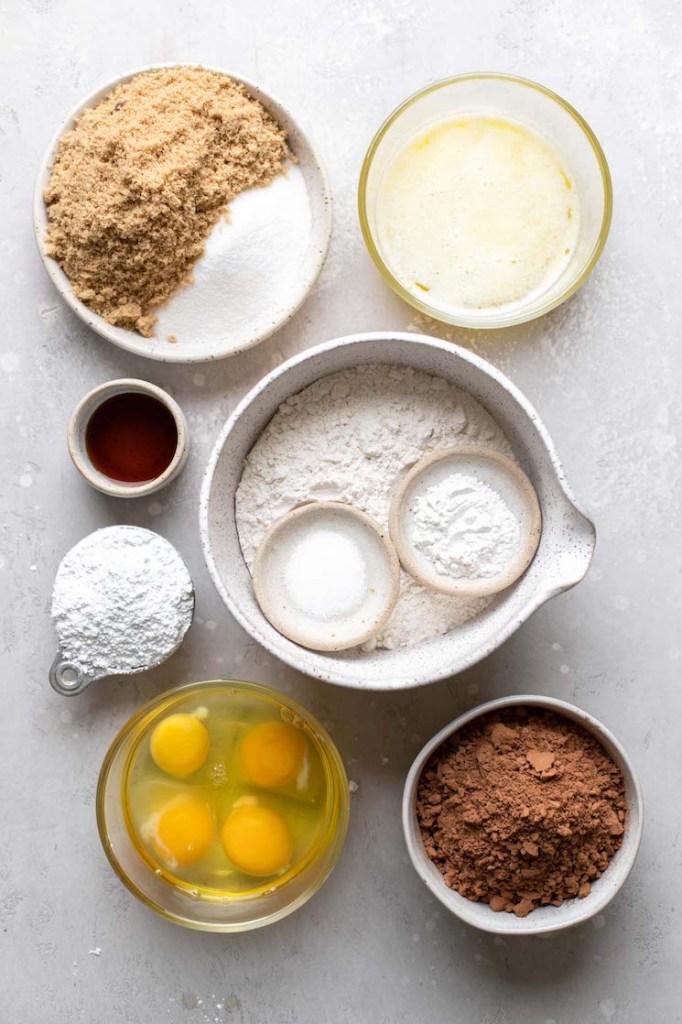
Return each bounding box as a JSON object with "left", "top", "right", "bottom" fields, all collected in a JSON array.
[{"left": 155, "top": 168, "right": 311, "bottom": 350}]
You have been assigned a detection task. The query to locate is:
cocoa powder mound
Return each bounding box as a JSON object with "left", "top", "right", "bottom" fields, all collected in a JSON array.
[
  {"left": 417, "top": 707, "right": 627, "bottom": 917},
  {"left": 43, "top": 67, "right": 288, "bottom": 336}
]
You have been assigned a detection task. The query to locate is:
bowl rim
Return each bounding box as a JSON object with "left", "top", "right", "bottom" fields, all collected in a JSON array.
[
  {"left": 358, "top": 72, "right": 613, "bottom": 329},
  {"left": 199, "top": 330, "right": 596, "bottom": 690},
  {"left": 96, "top": 678, "right": 350, "bottom": 931},
  {"left": 33, "top": 62, "right": 333, "bottom": 364},
  {"left": 402, "top": 693, "right": 644, "bottom": 936}
]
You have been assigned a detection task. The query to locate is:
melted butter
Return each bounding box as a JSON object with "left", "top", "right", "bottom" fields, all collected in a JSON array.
[{"left": 377, "top": 114, "right": 580, "bottom": 314}]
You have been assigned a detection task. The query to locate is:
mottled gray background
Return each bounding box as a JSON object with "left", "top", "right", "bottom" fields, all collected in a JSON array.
[{"left": 1, "top": 1, "right": 681, "bottom": 1021}]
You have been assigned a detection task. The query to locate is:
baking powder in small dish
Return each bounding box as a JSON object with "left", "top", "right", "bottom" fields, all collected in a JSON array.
[{"left": 411, "top": 473, "right": 521, "bottom": 580}]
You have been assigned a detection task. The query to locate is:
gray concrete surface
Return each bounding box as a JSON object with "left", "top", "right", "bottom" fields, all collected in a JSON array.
[{"left": 2, "top": 1, "right": 681, "bottom": 1021}]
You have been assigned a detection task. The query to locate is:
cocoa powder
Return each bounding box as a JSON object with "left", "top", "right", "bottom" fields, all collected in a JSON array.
[{"left": 417, "top": 706, "right": 627, "bottom": 917}]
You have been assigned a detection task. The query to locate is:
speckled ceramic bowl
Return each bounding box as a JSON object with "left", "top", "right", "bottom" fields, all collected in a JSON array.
[
  {"left": 403, "top": 695, "right": 644, "bottom": 935},
  {"left": 33, "top": 64, "right": 332, "bottom": 363},
  {"left": 200, "top": 332, "right": 596, "bottom": 690}
]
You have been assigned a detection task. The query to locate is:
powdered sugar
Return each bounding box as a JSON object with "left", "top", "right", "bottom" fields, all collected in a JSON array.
[
  {"left": 236, "top": 364, "right": 514, "bottom": 650},
  {"left": 412, "top": 473, "right": 520, "bottom": 579},
  {"left": 51, "top": 526, "right": 194, "bottom": 676}
]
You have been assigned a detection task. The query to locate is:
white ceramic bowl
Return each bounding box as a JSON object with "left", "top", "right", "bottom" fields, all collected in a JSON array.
[
  {"left": 402, "top": 695, "right": 644, "bottom": 936},
  {"left": 200, "top": 332, "right": 596, "bottom": 690},
  {"left": 33, "top": 64, "right": 332, "bottom": 364}
]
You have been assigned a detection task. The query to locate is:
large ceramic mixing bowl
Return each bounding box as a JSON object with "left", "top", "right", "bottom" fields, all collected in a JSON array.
[{"left": 200, "top": 332, "right": 596, "bottom": 689}]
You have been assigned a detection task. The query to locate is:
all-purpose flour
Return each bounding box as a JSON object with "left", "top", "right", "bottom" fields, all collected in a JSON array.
[{"left": 236, "top": 364, "right": 514, "bottom": 650}]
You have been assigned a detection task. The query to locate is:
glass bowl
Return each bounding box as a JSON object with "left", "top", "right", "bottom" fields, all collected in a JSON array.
[
  {"left": 96, "top": 680, "right": 349, "bottom": 931},
  {"left": 358, "top": 73, "right": 612, "bottom": 329}
]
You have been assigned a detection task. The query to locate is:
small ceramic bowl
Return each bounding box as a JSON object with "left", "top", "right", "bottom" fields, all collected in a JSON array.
[
  {"left": 389, "top": 446, "right": 542, "bottom": 597},
  {"left": 97, "top": 679, "right": 350, "bottom": 932},
  {"left": 358, "top": 73, "right": 612, "bottom": 329},
  {"left": 34, "top": 64, "right": 332, "bottom": 363},
  {"left": 403, "top": 695, "right": 644, "bottom": 936},
  {"left": 68, "top": 378, "right": 189, "bottom": 498},
  {"left": 252, "top": 501, "right": 400, "bottom": 651}
]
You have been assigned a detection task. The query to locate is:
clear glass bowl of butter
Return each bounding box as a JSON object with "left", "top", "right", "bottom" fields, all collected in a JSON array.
[{"left": 358, "top": 73, "right": 612, "bottom": 329}]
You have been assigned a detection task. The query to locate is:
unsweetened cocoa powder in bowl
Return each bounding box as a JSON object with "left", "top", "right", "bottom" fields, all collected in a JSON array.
[{"left": 417, "top": 706, "right": 627, "bottom": 918}]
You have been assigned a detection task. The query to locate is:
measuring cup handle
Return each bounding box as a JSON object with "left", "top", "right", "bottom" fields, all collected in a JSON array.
[{"left": 49, "top": 655, "right": 93, "bottom": 696}]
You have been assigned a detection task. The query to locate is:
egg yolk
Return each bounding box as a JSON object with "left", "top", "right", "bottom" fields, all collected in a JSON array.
[
  {"left": 150, "top": 713, "right": 210, "bottom": 778},
  {"left": 221, "top": 805, "right": 294, "bottom": 877},
  {"left": 152, "top": 796, "right": 214, "bottom": 868},
  {"left": 241, "top": 721, "right": 306, "bottom": 788}
]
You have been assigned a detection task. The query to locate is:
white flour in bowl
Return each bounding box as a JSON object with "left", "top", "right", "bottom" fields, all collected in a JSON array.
[{"left": 236, "top": 364, "right": 514, "bottom": 650}]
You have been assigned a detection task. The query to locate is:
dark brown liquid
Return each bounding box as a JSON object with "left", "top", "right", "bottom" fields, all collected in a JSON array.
[{"left": 85, "top": 392, "right": 178, "bottom": 483}]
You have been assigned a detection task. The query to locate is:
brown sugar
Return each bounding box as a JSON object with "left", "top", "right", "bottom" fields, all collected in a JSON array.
[
  {"left": 43, "top": 67, "right": 288, "bottom": 336},
  {"left": 416, "top": 706, "right": 627, "bottom": 917}
]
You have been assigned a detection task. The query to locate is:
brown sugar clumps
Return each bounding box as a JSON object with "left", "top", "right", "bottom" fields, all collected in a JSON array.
[
  {"left": 43, "top": 67, "right": 288, "bottom": 336},
  {"left": 417, "top": 706, "right": 627, "bottom": 917}
]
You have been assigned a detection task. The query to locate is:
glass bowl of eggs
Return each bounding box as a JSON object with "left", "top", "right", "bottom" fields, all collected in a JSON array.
[
  {"left": 96, "top": 680, "right": 350, "bottom": 931},
  {"left": 358, "top": 73, "right": 612, "bottom": 328}
]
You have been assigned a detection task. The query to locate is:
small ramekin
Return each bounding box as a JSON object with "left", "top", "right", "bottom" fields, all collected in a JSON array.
[
  {"left": 96, "top": 679, "right": 350, "bottom": 932},
  {"left": 403, "top": 695, "right": 643, "bottom": 936},
  {"left": 67, "top": 378, "right": 189, "bottom": 497},
  {"left": 252, "top": 501, "right": 401, "bottom": 652},
  {"left": 358, "top": 73, "right": 612, "bottom": 329}
]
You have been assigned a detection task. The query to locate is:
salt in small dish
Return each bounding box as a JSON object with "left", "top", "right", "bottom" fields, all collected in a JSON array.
[
  {"left": 252, "top": 501, "right": 400, "bottom": 652},
  {"left": 389, "top": 445, "right": 542, "bottom": 598},
  {"left": 34, "top": 63, "right": 332, "bottom": 363}
]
